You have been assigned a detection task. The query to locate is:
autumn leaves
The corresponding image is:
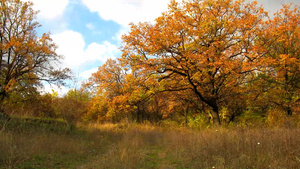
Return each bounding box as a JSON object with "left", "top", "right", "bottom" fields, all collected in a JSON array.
[
  {"left": 87, "top": 0, "right": 299, "bottom": 125},
  {"left": 0, "top": 0, "right": 71, "bottom": 115}
]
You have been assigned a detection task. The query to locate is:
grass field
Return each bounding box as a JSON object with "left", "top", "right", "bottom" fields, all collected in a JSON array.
[{"left": 0, "top": 117, "right": 300, "bottom": 168}]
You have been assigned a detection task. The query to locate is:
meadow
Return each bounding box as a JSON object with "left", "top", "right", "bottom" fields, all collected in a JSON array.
[{"left": 0, "top": 117, "right": 300, "bottom": 169}]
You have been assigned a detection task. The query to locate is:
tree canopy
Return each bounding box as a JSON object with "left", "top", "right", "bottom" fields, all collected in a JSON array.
[
  {"left": 81, "top": 0, "right": 300, "bottom": 126},
  {"left": 0, "top": 0, "right": 71, "bottom": 113},
  {"left": 121, "top": 0, "right": 268, "bottom": 125}
]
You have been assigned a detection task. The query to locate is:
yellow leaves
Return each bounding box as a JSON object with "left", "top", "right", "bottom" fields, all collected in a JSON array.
[
  {"left": 263, "top": 4, "right": 300, "bottom": 83},
  {"left": 0, "top": 0, "right": 71, "bottom": 105},
  {"left": 5, "top": 78, "right": 16, "bottom": 92},
  {"left": 87, "top": 57, "right": 160, "bottom": 121},
  {"left": 88, "top": 0, "right": 300, "bottom": 123},
  {"left": 5, "top": 37, "right": 20, "bottom": 49}
]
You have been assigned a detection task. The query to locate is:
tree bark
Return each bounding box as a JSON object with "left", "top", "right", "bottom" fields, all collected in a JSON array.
[
  {"left": 286, "top": 107, "right": 293, "bottom": 116},
  {"left": 185, "top": 104, "right": 189, "bottom": 126},
  {"left": 211, "top": 106, "right": 221, "bottom": 126},
  {"left": 0, "top": 94, "right": 11, "bottom": 133}
]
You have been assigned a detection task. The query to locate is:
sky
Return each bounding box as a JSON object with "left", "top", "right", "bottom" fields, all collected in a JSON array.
[{"left": 28, "top": 0, "right": 300, "bottom": 95}]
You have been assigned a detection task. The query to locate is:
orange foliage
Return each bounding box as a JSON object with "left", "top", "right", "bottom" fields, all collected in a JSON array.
[
  {"left": 0, "top": 0, "right": 70, "bottom": 114},
  {"left": 257, "top": 4, "right": 300, "bottom": 116},
  {"left": 87, "top": 0, "right": 300, "bottom": 125},
  {"left": 121, "top": 0, "right": 267, "bottom": 125}
]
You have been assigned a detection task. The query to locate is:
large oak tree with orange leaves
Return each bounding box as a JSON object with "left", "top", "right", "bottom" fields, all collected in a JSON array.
[
  {"left": 0, "top": 0, "right": 70, "bottom": 114},
  {"left": 121, "top": 0, "right": 267, "bottom": 125}
]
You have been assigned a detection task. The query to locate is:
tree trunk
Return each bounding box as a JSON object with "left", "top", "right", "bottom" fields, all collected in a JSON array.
[
  {"left": 286, "top": 107, "right": 293, "bottom": 116},
  {"left": 0, "top": 94, "right": 11, "bottom": 133},
  {"left": 205, "top": 112, "right": 211, "bottom": 124},
  {"left": 185, "top": 104, "right": 189, "bottom": 126},
  {"left": 0, "top": 93, "right": 7, "bottom": 115},
  {"left": 211, "top": 107, "right": 221, "bottom": 126}
]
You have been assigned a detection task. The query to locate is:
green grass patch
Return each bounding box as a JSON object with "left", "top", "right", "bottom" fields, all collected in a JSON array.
[{"left": 1, "top": 116, "right": 71, "bottom": 133}]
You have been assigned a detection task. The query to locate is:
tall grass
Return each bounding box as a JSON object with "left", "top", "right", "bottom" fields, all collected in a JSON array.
[
  {"left": 0, "top": 117, "right": 107, "bottom": 168},
  {"left": 1, "top": 119, "right": 300, "bottom": 168},
  {"left": 162, "top": 128, "right": 300, "bottom": 168},
  {"left": 79, "top": 124, "right": 300, "bottom": 169}
]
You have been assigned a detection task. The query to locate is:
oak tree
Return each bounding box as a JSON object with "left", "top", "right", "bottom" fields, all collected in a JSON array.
[
  {"left": 259, "top": 4, "right": 300, "bottom": 116},
  {"left": 85, "top": 59, "right": 128, "bottom": 122},
  {"left": 0, "top": 0, "right": 70, "bottom": 114},
  {"left": 122, "top": 0, "right": 267, "bottom": 125},
  {"left": 86, "top": 58, "right": 159, "bottom": 122}
]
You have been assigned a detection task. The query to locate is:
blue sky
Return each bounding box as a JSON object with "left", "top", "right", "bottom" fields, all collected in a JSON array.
[{"left": 28, "top": 0, "right": 300, "bottom": 94}]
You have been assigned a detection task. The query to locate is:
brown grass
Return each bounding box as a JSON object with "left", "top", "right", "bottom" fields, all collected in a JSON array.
[
  {"left": 162, "top": 128, "right": 300, "bottom": 168},
  {"left": 79, "top": 124, "right": 300, "bottom": 169},
  {"left": 1, "top": 121, "right": 300, "bottom": 168}
]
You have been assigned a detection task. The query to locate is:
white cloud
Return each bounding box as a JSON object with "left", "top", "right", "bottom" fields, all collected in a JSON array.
[
  {"left": 85, "top": 42, "right": 117, "bottom": 62},
  {"left": 51, "top": 30, "right": 119, "bottom": 69},
  {"left": 30, "top": 0, "right": 69, "bottom": 20},
  {"left": 40, "top": 84, "right": 69, "bottom": 97},
  {"left": 51, "top": 30, "right": 85, "bottom": 68},
  {"left": 81, "top": 0, "right": 170, "bottom": 27},
  {"left": 246, "top": 0, "right": 300, "bottom": 14},
  {"left": 86, "top": 23, "right": 95, "bottom": 30},
  {"left": 80, "top": 68, "right": 99, "bottom": 79},
  {"left": 113, "top": 26, "right": 131, "bottom": 42},
  {"left": 81, "top": 0, "right": 300, "bottom": 28}
]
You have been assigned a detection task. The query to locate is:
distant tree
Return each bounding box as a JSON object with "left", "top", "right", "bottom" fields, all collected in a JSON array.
[
  {"left": 87, "top": 59, "right": 126, "bottom": 99},
  {"left": 86, "top": 58, "right": 160, "bottom": 123},
  {"left": 85, "top": 59, "right": 128, "bottom": 122},
  {"left": 65, "top": 88, "right": 90, "bottom": 102},
  {"left": 0, "top": 0, "right": 71, "bottom": 114},
  {"left": 51, "top": 89, "right": 90, "bottom": 125}
]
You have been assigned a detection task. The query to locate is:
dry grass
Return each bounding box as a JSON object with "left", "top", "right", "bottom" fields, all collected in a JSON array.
[
  {"left": 0, "top": 118, "right": 107, "bottom": 168},
  {"left": 0, "top": 131, "right": 89, "bottom": 168},
  {"left": 162, "top": 128, "right": 300, "bottom": 168},
  {"left": 1, "top": 119, "right": 300, "bottom": 168},
  {"left": 79, "top": 124, "right": 300, "bottom": 169}
]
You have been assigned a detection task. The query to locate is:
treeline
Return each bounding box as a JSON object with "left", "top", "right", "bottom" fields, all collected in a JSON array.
[
  {"left": 1, "top": 0, "right": 299, "bottom": 127},
  {"left": 83, "top": 0, "right": 300, "bottom": 126}
]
